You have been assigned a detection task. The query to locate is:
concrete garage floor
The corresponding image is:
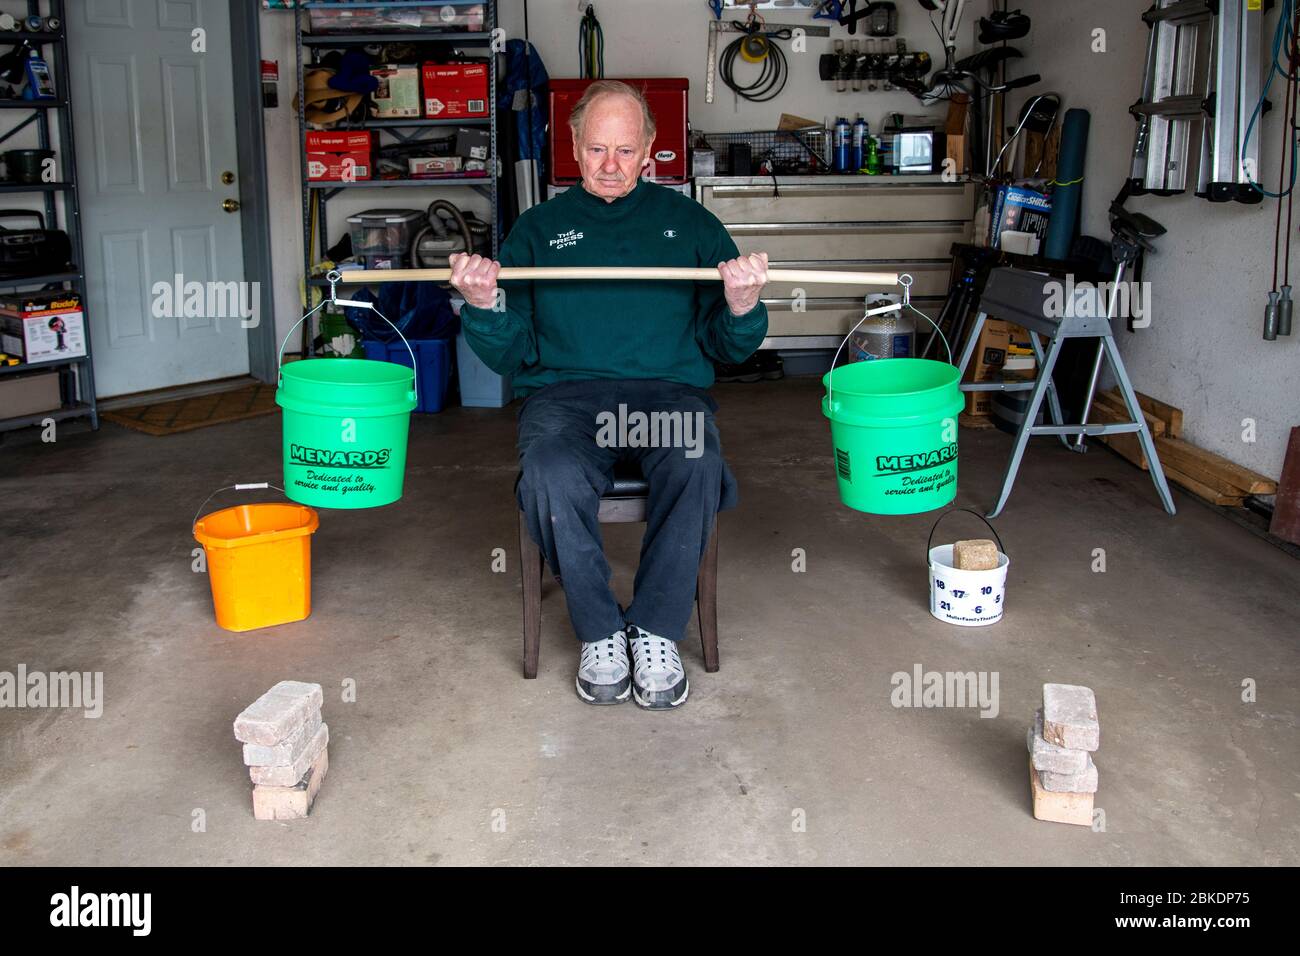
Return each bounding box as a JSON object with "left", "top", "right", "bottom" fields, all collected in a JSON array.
[{"left": 1, "top": 376, "right": 1297, "bottom": 866}]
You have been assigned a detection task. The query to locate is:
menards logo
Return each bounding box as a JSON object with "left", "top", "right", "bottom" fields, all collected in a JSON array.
[
  {"left": 875, "top": 443, "right": 957, "bottom": 475},
  {"left": 289, "top": 445, "right": 391, "bottom": 468}
]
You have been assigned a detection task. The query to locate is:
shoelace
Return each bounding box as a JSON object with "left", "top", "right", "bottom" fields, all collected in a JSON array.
[
  {"left": 581, "top": 632, "right": 628, "bottom": 673},
  {"left": 629, "top": 629, "right": 681, "bottom": 675}
]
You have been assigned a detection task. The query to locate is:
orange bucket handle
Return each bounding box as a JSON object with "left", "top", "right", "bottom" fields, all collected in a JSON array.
[{"left": 192, "top": 482, "right": 288, "bottom": 536}]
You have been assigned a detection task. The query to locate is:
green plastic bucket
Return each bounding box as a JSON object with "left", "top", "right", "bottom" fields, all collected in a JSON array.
[
  {"left": 821, "top": 358, "right": 964, "bottom": 515},
  {"left": 276, "top": 358, "right": 416, "bottom": 509},
  {"left": 276, "top": 293, "right": 418, "bottom": 509}
]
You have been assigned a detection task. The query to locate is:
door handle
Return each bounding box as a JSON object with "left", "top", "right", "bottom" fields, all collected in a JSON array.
[{"left": 222, "top": 198, "right": 241, "bottom": 213}]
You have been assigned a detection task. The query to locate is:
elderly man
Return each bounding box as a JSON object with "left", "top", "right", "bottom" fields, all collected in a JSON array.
[{"left": 451, "top": 80, "right": 768, "bottom": 710}]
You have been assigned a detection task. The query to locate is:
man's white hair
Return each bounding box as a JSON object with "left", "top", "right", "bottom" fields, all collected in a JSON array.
[{"left": 567, "top": 79, "right": 658, "bottom": 147}]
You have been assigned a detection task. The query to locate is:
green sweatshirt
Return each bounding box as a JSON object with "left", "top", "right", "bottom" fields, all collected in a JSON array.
[{"left": 459, "top": 178, "right": 768, "bottom": 395}]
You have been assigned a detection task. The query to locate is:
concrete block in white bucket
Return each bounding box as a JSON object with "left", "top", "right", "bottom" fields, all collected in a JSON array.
[{"left": 927, "top": 508, "right": 1009, "bottom": 626}]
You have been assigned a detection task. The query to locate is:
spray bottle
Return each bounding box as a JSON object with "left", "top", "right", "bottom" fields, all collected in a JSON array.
[{"left": 865, "top": 134, "right": 882, "bottom": 175}]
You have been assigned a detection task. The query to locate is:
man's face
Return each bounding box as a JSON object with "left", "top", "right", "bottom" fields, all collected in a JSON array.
[{"left": 571, "top": 94, "right": 652, "bottom": 202}]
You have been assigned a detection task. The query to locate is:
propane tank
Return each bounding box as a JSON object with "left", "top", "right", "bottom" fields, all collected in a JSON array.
[
  {"left": 851, "top": 115, "right": 868, "bottom": 172},
  {"left": 834, "top": 117, "right": 851, "bottom": 173}
]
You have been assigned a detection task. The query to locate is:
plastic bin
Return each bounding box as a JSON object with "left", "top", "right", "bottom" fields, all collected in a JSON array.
[
  {"left": 307, "top": 3, "right": 486, "bottom": 34},
  {"left": 363, "top": 337, "right": 452, "bottom": 413},
  {"left": 347, "top": 208, "right": 425, "bottom": 257},
  {"left": 455, "top": 331, "right": 512, "bottom": 407}
]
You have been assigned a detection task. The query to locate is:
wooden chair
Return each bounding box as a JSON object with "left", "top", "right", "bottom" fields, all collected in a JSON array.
[{"left": 519, "top": 459, "right": 719, "bottom": 679}]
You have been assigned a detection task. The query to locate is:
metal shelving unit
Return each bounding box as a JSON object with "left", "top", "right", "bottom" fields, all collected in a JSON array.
[
  {"left": 294, "top": 0, "right": 499, "bottom": 357},
  {"left": 0, "top": 0, "right": 97, "bottom": 434}
]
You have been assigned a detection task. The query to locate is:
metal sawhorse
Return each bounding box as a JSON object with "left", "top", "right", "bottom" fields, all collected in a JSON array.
[{"left": 957, "top": 267, "right": 1177, "bottom": 518}]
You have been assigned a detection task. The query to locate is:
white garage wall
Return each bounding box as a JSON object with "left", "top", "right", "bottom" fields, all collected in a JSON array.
[
  {"left": 496, "top": 0, "right": 977, "bottom": 133},
  {"left": 1014, "top": 0, "right": 1297, "bottom": 481}
]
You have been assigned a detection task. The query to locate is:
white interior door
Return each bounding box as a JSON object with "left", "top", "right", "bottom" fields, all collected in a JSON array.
[{"left": 69, "top": 0, "right": 248, "bottom": 397}]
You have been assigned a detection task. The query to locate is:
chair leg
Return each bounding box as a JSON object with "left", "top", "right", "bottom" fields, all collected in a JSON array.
[
  {"left": 520, "top": 511, "right": 542, "bottom": 679},
  {"left": 696, "top": 518, "right": 719, "bottom": 673}
]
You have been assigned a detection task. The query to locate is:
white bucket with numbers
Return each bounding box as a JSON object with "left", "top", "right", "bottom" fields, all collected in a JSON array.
[{"left": 927, "top": 509, "right": 1009, "bottom": 627}]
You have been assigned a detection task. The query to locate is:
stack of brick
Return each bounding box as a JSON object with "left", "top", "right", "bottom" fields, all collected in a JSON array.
[
  {"left": 233, "top": 681, "right": 329, "bottom": 821},
  {"left": 1027, "top": 683, "right": 1099, "bottom": 826}
]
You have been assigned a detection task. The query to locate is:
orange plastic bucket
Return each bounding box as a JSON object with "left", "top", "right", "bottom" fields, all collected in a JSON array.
[{"left": 192, "top": 485, "right": 320, "bottom": 632}]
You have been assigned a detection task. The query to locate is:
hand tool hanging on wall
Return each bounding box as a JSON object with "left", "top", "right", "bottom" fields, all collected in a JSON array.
[
  {"left": 579, "top": 3, "right": 604, "bottom": 79},
  {"left": 813, "top": 1, "right": 844, "bottom": 23}
]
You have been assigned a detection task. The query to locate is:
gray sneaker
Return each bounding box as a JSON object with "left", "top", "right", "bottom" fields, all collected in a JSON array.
[
  {"left": 627, "top": 625, "right": 689, "bottom": 709},
  {"left": 575, "top": 631, "right": 632, "bottom": 704}
]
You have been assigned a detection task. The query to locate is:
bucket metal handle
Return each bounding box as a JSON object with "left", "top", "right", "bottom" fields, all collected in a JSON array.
[
  {"left": 825, "top": 274, "right": 954, "bottom": 415},
  {"left": 926, "top": 507, "right": 1006, "bottom": 562},
  {"left": 192, "top": 482, "right": 289, "bottom": 536},
  {"left": 277, "top": 270, "right": 419, "bottom": 406}
]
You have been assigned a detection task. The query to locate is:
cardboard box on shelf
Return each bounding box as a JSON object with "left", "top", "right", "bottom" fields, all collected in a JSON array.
[
  {"left": 962, "top": 318, "right": 1012, "bottom": 418},
  {"left": 990, "top": 185, "right": 1051, "bottom": 248},
  {"left": 453, "top": 126, "right": 490, "bottom": 160},
  {"left": 422, "top": 62, "right": 489, "bottom": 119},
  {"left": 0, "top": 369, "right": 61, "bottom": 418},
  {"left": 370, "top": 64, "right": 421, "bottom": 118},
  {"left": 0, "top": 290, "right": 82, "bottom": 317},
  {"left": 1, "top": 309, "right": 86, "bottom": 364},
  {"left": 305, "top": 130, "right": 372, "bottom": 152},
  {"left": 408, "top": 158, "right": 487, "bottom": 177},
  {"left": 305, "top": 130, "right": 372, "bottom": 182},
  {"left": 306, "top": 153, "right": 372, "bottom": 181},
  {"left": 408, "top": 155, "right": 462, "bottom": 176}
]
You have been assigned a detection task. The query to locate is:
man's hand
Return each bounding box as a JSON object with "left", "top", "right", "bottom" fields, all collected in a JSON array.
[
  {"left": 449, "top": 252, "right": 501, "bottom": 310},
  {"left": 718, "top": 252, "right": 769, "bottom": 317}
]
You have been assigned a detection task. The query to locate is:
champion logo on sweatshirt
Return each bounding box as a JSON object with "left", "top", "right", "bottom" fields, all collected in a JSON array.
[{"left": 549, "top": 228, "right": 584, "bottom": 250}]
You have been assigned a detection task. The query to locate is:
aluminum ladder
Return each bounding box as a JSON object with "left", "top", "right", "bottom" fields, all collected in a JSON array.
[{"left": 1129, "top": 0, "right": 1263, "bottom": 203}]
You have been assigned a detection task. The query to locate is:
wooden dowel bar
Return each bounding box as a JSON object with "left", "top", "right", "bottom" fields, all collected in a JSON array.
[{"left": 335, "top": 266, "right": 901, "bottom": 287}]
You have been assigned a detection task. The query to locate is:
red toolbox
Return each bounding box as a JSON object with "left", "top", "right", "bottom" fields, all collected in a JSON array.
[
  {"left": 305, "top": 130, "right": 373, "bottom": 181},
  {"left": 422, "top": 62, "right": 489, "bottom": 119},
  {"left": 548, "top": 78, "right": 689, "bottom": 184}
]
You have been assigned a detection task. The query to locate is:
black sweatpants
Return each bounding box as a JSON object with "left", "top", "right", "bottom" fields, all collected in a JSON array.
[{"left": 516, "top": 378, "right": 738, "bottom": 644}]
